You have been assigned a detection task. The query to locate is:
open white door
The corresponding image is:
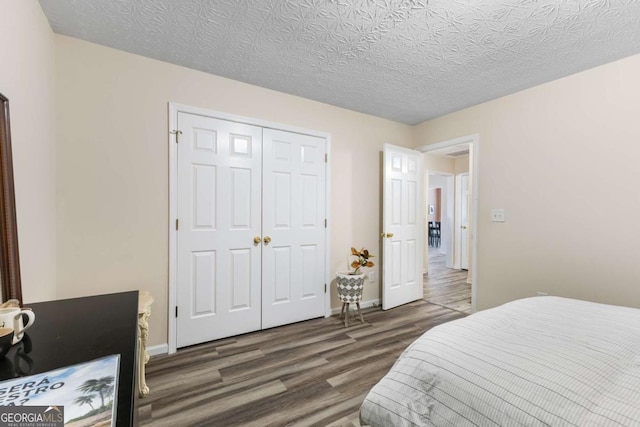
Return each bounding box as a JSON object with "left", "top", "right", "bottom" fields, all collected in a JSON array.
[{"left": 382, "top": 144, "right": 424, "bottom": 310}]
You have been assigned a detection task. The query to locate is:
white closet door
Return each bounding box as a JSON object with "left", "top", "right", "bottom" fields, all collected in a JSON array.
[
  {"left": 176, "top": 112, "right": 262, "bottom": 348},
  {"left": 261, "top": 129, "right": 326, "bottom": 329}
]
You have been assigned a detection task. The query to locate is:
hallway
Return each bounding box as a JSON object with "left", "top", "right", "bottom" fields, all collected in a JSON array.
[{"left": 423, "top": 248, "right": 471, "bottom": 314}]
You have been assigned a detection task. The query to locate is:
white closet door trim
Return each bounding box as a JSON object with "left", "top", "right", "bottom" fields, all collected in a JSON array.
[{"left": 168, "top": 102, "right": 331, "bottom": 354}]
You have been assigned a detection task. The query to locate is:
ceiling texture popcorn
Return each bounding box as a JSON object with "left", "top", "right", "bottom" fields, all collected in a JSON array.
[{"left": 39, "top": 0, "right": 640, "bottom": 124}]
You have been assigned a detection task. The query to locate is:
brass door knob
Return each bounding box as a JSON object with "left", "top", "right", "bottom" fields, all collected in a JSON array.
[
  {"left": 253, "top": 236, "right": 262, "bottom": 244},
  {"left": 386, "top": 233, "right": 394, "bottom": 238},
  {"left": 381, "top": 232, "right": 394, "bottom": 238},
  {"left": 263, "top": 236, "right": 272, "bottom": 245}
]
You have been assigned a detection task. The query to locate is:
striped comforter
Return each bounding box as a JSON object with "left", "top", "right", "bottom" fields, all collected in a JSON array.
[{"left": 360, "top": 297, "right": 640, "bottom": 427}]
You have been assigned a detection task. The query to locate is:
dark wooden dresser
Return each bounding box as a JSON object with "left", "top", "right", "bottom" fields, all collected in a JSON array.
[{"left": 0, "top": 291, "right": 139, "bottom": 426}]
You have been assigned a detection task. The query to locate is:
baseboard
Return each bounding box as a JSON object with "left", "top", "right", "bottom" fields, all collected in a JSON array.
[
  {"left": 149, "top": 302, "right": 382, "bottom": 353},
  {"left": 330, "top": 298, "right": 380, "bottom": 315},
  {"left": 147, "top": 343, "right": 169, "bottom": 357}
]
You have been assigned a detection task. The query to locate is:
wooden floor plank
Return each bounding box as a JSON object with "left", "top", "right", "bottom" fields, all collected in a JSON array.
[
  {"left": 140, "top": 266, "right": 471, "bottom": 426},
  {"left": 424, "top": 247, "right": 472, "bottom": 314}
]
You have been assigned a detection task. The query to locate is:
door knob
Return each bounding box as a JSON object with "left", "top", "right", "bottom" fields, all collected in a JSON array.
[
  {"left": 381, "top": 232, "right": 394, "bottom": 238},
  {"left": 263, "top": 236, "right": 272, "bottom": 245},
  {"left": 461, "top": 226, "right": 467, "bottom": 230},
  {"left": 386, "top": 233, "right": 394, "bottom": 238},
  {"left": 253, "top": 236, "right": 262, "bottom": 244}
]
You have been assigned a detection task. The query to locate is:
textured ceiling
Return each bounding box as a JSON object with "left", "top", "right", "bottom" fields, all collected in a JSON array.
[{"left": 39, "top": 0, "right": 640, "bottom": 125}]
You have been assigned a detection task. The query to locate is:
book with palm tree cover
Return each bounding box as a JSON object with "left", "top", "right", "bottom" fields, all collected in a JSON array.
[{"left": 0, "top": 354, "right": 119, "bottom": 426}]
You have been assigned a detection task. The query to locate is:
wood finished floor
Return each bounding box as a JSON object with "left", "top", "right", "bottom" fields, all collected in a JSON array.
[
  {"left": 140, "top": 301, "right": 466, "bottom": 426},
  {"left": 424, "top": 248, "right": 472, "bottom": 314}
]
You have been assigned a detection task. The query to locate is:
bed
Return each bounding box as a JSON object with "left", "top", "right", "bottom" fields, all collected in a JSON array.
[{"left": 360, "top": 297, "right": 640, "bottom": 426}]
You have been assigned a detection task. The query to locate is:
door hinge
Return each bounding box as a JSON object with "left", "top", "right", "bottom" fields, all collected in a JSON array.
[
  {"left": 324, "top": 219, "right": 327, "bottom": 228},
  {"left": 175, "top": 306, "right": 178, "bottom": 318},
  {"left": 325, "top": 153, "right": 328, "bottom": 163},
  {"left": 324, "top": 283, "right": 327, "bottom": 293},
  {"left": 170, "top": 129, "right": 182, "bottom": 143},
  {"left": 176, "top": 219, "right": 179, "bottom": 230}
]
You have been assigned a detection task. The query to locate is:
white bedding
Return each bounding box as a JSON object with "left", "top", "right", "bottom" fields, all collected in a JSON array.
[{"left": 360, "top": 297, "right": 640, "bottom": 427}]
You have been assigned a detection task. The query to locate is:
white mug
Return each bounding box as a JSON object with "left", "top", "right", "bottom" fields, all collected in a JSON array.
[{"left": 0, "top": 308, "right": 35, "bottom": 344}]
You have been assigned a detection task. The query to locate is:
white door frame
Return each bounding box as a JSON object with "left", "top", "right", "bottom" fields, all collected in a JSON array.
[
  {"left": 168, "top": 102, "right": 332, "bottom": 354},
  {"left": 417, "top": 134, "right": 479, "bottom": 313},
  {"left": 455, "top": 173, "right": 470, "bottom": 270}
]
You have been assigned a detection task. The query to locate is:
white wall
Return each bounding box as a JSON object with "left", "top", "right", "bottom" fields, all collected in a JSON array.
[
  {"left": 424, "top": 153, "right": 454, "bottom": 174},
  {"left": 455, "top": 155, "right": 469, "bottom": 174},
  {"left": 54, "top": 35, "right": 414, "bottom": 346},
  {"left": 0, "top": 0, "right": 57, "bottom": 302},
  {"left": 414, "top": 53, "right": 640, "bottom": 311},
  {"left": 429, "top": 174, "right": 448, "bottom": 189}
]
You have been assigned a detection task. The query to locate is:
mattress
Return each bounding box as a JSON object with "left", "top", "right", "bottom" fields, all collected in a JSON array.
[{"left": 360, "top": 297, "right": 640, "bottom": 426}]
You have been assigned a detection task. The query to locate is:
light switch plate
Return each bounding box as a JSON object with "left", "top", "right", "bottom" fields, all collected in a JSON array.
[
  {"left": 491, "top": 209, "right": 505, "bottom": 222},
  {"left": 368, "top": 271, "right": 376, "bottom": 282}
]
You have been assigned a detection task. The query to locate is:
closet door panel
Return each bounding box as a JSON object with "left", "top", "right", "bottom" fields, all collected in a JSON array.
[
  {"left": 176, "top": 113, "right": 262, "bottom": 348},
  {"left": 262, "top": 129, "right": 326, "bottom": 329}
]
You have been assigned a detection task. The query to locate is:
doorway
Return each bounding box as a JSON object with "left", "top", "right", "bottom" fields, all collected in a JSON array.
[
  {"left": 427, "top": 173, "right": 454, "bottom": 268},
  {"left": 425, "top": 171, "right": 470, "bottom": 314},
  {"left": 418, "top": 135, "right": 478, "bottom": 313}
]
